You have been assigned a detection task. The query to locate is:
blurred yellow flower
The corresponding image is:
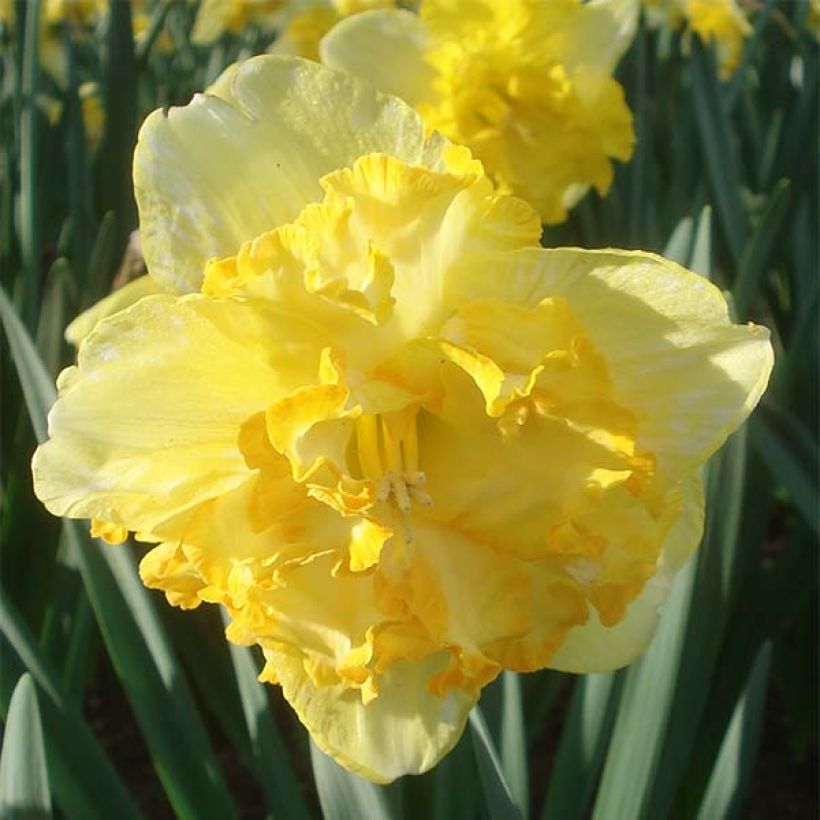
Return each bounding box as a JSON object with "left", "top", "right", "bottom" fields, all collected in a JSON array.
[
  {"left": 45, "top": 0, "right": 103, "bottom": 26},
  {"left": 79, "top": 81, "right": 104, "bottom": 151},
  {"left": 321, "top": 0, "right": 638, "bottom": 224},
  {"left": 192, "top": 0, "right": 283, "bottom": 44},
  {"left": 270, "top": 0, "right": 396, "bottom": 61},
  {"left": 644, "top": 0, "right": 752, "bottom": 77},
  {"left": 33, "top": 56, "right": 772, "bottom": 781}
]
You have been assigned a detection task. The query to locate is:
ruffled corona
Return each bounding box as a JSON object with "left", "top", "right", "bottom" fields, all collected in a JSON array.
[
  {"left": 321, "top": 0, "right": 639, "bottom": 223},
  {"left": 33, "top": 56, "right": 773, "bottom": 782}
]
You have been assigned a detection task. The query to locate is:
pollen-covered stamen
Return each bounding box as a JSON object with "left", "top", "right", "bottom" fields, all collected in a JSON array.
[{"left": 356, "top": 409, "right": 432, "bottom": 512}]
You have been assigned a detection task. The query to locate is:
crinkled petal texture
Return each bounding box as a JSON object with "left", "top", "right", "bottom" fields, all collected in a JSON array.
[
  {"left": 321, "top": 0, "right": 638, "bottom": 223},
  {"left": 34, "top": 56, "right": 772, "bottom": 781},
  {"left": 134, "top": 55, "right": 459, "bottom": 294}
]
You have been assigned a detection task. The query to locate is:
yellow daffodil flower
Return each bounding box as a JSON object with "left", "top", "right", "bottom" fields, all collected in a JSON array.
[
  {"left": 192, "top": 0, "right": 283, "bottom": 44},
  {"left": 270, "top": 0, "right": 397, "bottom": 61},
  {"left": 33, "top": 56, "right": 772, "bottom": 781},
  {"left": 321, "top": 0, "right": 639, "bottom": 224},
  {"left": 644, "top": 0, "right": 752, "bottom": 78}
]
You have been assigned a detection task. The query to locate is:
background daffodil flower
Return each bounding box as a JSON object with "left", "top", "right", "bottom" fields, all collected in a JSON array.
[
  {"left": 32, "top": 56, "right": 772, "bottom": 782},
  {"left": 270, "top": 0, "right": 399, "bottom": 61},
  {"left": 644, "top": 0, "right": 752, "bottom": 77},
  {"left": 320, "top": 0, "right": 640, "bottom": 224}
]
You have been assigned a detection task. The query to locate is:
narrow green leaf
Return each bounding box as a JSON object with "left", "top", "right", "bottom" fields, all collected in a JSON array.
[
  {"left": 35, "top": 257, "right": 71, "bottom": 376},
  {"left": 696, "top": 643, "right": 772, "bottom": 820},
  {"left": 0, "top": 284, "right": 55, "bottom": 443},
  {"left": 0, "top": 590, "right": 140, "bottom": 819},
  {"left": 310, "top": 739, "right": 402, "bottom": 820},
  {"left": 689, "top": 206, "right": 712, "bottom": 280},
  {"left": 39, "top": 529, "right": 96, "bottom": 704},
  {"left": 662, "top": 216, "right": 694, "bottom": 266},
  {"left": 734, "top": 179, "right": 791, "bottom": 316},
  {"left": 63, "top": 523, "right": 238, "bottom": 819},
  {"left": 83, "top": 210, "right": 119, "bottom": 308},
  {"left": 222, "top": 609, "right": 312, "bottom": 820},
  {"left": 628, "top": 23, "right": 648, "bottom": 246},
  {"left": 469, "top": 708, "right": 523, "bottom": 820},
  {"left": 542, "top": 673, "right": 623, "bottom": 820},
  {"left": 96, "top": 1, "right": 137, "bottom": 256},
  {"left": 499, "top": 672, "right": 528, "bottom": 817},
  {"left": 751, "top": 402, "right": 819, "bottom": 535},
  {"left": 724, "top": 0, "right": 776, "bottom": 113},
  {"left": 690, "top": 38, "right": 747, "bottom": 264},
  {"left": 19, "top": 0, "right": 41, "bottom": 329},
  {"left": 0, "top": 674, "right": 51, "bottom": 818}
]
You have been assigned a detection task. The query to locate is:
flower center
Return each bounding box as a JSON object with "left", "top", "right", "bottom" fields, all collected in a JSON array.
[{"left": 355, "top": 410, "right": 432, "bottom": 513}]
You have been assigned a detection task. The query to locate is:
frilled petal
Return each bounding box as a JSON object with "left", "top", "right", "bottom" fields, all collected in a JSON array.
[
  {"left": 444, "top": 247, "right": 773, "bottom": 476},
  {"left": 320, "top": 10, "right": 437, "bottom": 106},
  {"left": 64, "top": 275, "right": 163, "bottom": 347},
  {"left": 134, "top": 56, "right": 459, "bottom": 293},
  {"left": 267, "top": 646, "right": 476, "bottom": 782},
  {"left": 33, "top": 294, "right": 322, "bottom": 535},
  {"left": 552, "top": 0, "right": 640, "bottom": 78},
  {"left": 549, "top": 470, "right": 705, "bottom": 672}
]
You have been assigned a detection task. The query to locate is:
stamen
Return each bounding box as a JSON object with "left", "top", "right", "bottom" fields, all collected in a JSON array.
[
  {"left": 356, "top": 409, "right": 432, "bottom": 514},
  {"left": 357, "top": 414, "right": 382, "bottom": 480}
]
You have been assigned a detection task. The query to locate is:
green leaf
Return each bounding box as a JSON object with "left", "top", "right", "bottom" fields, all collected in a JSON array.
[
  {"left": 689, "top": 206, "right": 713, "bottom": 280},
  {"left": 83, "top": 211, "right": 120, "bottom": 309},
  {"left": 696, "top": 643, "right": 772, "bottom": 820},
  {"left": 0, "top": 589, "right": 140, "bottom": 819},
  {"left": 222, "top": 610, "right": 312, "bottom": 820},
  {"left": 19, "top": 0, "right": 41, "bottom": 330},
  {"left": 469, "top": 707, "right": 523, "bottom": 820},
  {"left": 63, "top": 523, "right": 238, "bottom": 818},
  {"left": 310, "top": 740, "right": 403, "bottom": 820},
  {"left": 35, "top": 258, "right": 71, "bottom": 376},
  {"left": 663, "top": 216, "right": 695, "bottom": 266},
  {"left": 96, "top": 1, "right": 138, "bottom": 256},
  {"left": 751, "top": 402, "right": 819, "bottom": 535},
  {"left": 541, "top": 673, "right": 623, "bottom": 820},
  {"left": 0, "top": 285, "right": 55, "bottom": 443},
  {"left": 733, "top": 179, "right": 791, "bottom": 317},
  {"left": 499, "top": 672, "right": 528, "bottom": 817},
  {"left": 690, "top": 38, "right": 747, "bottom": 265},
  {"left": 0, "top": 674, "right": 51, "bottom": 819}
]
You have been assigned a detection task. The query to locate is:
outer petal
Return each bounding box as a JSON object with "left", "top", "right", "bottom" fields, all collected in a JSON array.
[
  {"left": 135, "top": 55, "right": 455, "bottom": 293},
  {"left": 444, "top": 247, "right": 773, "bottom": 475},
  {"left": 64, "top": 275, "right": 163, "bottom": 347},
  {"left": 549, "top": 470, "right": 705, "bottom": 672},
  {"left": 267, "top": 647, "right": 476, "bottom": 782},
  {"left": 320, "top": 9, "right": 437, "bottom": 107},
  {"left": 32, "top": 294, "right": 322, "bottom": 534}
]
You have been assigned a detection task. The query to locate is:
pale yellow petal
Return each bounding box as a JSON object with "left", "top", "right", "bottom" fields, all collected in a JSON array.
[
  {"left": 134, "top": 56, "right": 456, "bottom": 293},
  {"left": 267, "top": 646, "right": 476, "bottom": 782},
  {"left": 444, "top": 247, "right": 773, "bottom": 475},
  {"left": 64, "top": 275, "right": 163, "bottom": 347},
  {"left": 320, "top": 9, "right": 437, "bottom": 106},
  {"left": 549, "top": 470, "right": 705, "bottom": 672},
  {"left": 33, "top": 294, "right": 321, "bottom": 534}
]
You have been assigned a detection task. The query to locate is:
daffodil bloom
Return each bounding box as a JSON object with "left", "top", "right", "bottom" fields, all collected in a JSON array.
[
  {"left": 644, "top": 0, "right": 751, "bottom": 78},
  {"left": 33, "top": 56, "right": 772, "bottom": 781},
  {"left": 192, "top": 0, "right": 282, "bottom": 44},
  {"left": 269, "top": 0, "right": 397, "bottom": 61},
  {"left": 321, "top": 0, "right": 638, "bottom": 224}
]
